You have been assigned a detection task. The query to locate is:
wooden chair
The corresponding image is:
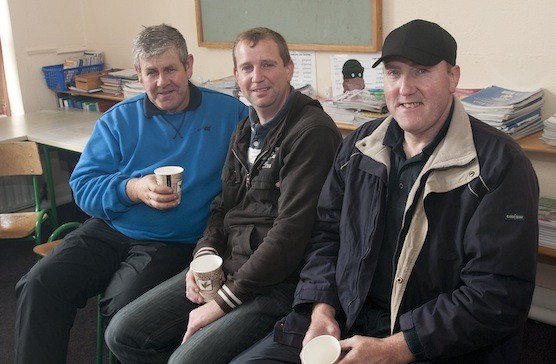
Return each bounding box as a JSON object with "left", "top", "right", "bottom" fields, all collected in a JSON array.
[
  {"left": 33, "top": 222, "right": 117, "bottom": 364},
  {"left": 0, "top": 141, "right": 56, "bottom": 246}
]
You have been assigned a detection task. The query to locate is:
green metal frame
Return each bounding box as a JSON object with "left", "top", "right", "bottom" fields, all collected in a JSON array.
[{"left": 40, "top": 144, "right": 59, "bottom": 227}]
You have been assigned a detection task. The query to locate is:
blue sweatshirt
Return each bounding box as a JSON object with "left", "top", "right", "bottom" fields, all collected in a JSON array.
[{"left": 70, "top": 83, "right": 248, "bottom": 243}]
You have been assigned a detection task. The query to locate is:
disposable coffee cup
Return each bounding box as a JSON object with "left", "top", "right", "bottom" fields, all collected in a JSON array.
[
  {"left": 189, "top": 255, "right": 223, "bottom": 301},
  {"left": 154, "top": 166, "right": 183, "bottom": 203},
  {"left": 300, "top": 335, "right": 341, "bottom": 364}
]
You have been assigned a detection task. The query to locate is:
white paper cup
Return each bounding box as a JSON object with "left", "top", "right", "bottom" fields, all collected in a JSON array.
[
  {"left": 189, "top": 255, "right": 223, "bottom": 301},
  {"left": 300, "top": 335, "right": 341, "bottom": 364},
  {"left": 154, "top": 166, "right": 183, "bottom": 203}
]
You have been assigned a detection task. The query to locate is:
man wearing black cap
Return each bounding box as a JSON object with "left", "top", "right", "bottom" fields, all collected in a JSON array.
[{"left": 231, "top": 19, "right": 539, "bottom": 363}]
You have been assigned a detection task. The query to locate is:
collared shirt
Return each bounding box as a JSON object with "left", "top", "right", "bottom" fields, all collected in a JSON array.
[
  {"left": 247, "top": 87, "right": 296, "bottom": 167},
  {"left": 143, "top": 81, "right": 202, "bottom": 117},
  {"left": 366, "top": 103, "right": 454, "bottom": 314}
]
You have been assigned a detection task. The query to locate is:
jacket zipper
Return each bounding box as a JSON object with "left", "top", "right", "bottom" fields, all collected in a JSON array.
[{"left": 231, "top": 147, "right": 249, "bottom": 188}]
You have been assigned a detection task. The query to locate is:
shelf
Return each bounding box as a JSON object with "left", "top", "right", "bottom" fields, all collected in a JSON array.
[
  {"left": 539, "top": 246, "right": 556, "bottom": 259},
  {"left": 517, "top": 131, "right": 556, "bottom": 155},
  {"left": 64, "top": 90, "right": 124, "bottom": 102},
  {"left": 334, "top": 121, "right": 358, "bottom": 131}
]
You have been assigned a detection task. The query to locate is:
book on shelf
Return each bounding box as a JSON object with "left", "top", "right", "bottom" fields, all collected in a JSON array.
[
  {"left": 57, "top": 93, "right": 117, "bottom": 112},
  {"left": 322, "top": 100, "right": 387, "bottom": 126},
  {"left": 461, "top": 86, "right": 543, "bottom": 111},
  {"left": 201, "top": 75, "right": 240, "bottom": 97},
  {"left": 539, "top": 197, "right": 556, "bottom": 250},
  {"left": 63, "top": 51, "right": 104, "bottom": 69},
  {"left": 100, "top": 75, "right": 122, "bottom": 86},
  {"left": 454, "top": 88, "right": 482, "bottom": 99},
  {"left": 68, "top": 86, "right": 102, "bottom": 94},
  {"left": 122, "top": 81, "right": 145, "bottom": 98},
  {"left": 541, "top": 114, "right": 556, "bottom": 146},
  {"left": 108, "top": 68, "right": 138, "bottom": 81},
  {"left": 460, "top": 85, "right": 544, "bottom": 139},
  {"left": 330, "top": 89, "right": 387, "bottom": 113}
]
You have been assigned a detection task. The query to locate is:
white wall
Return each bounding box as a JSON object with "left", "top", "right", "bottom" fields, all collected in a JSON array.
[
  {"left": 4, "top": 0, "right": 556, "bottom": 197},
  {"left": 7, "top": 0, "right": 556, "bottom": 114}
]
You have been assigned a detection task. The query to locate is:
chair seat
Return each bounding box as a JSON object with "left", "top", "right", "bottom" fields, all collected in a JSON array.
[
  {"left": 32, "top": 240, "right": 62, "bottom": 257},
  {"left": 0, "top": 212, "right": 48, "bottom": 239}
]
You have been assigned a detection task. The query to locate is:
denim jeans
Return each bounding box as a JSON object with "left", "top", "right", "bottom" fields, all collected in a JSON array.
[{"left": 105, "top": 268, "right": 296, "bottom": 364}]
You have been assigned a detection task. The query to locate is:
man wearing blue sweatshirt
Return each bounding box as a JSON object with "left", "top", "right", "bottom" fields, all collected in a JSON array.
[{"left": 14, "top": 24, "right": 248, "bottom": 364}]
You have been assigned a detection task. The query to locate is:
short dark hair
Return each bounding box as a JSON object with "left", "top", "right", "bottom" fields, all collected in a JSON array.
[
  {"left": 232, "top": 27, "right": 291, "bottom": 68},
  {"left": 133, "top": 24, "right": 188, "bottom": 71}
]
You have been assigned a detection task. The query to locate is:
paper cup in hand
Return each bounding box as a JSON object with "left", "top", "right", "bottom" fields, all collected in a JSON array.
[
  {"left": 300, "top": 335, "right": 341, "bottom": 364},
  {"left": 190, "top": 255, "right": 223, "bottom": 301},
  {"left": 154, "top": 166, "right": 183, "bottom": 203}
]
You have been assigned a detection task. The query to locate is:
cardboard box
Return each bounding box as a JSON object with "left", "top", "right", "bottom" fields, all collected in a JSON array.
[{"left": 75, "top": 70, "right": 109, "bottom": 91}]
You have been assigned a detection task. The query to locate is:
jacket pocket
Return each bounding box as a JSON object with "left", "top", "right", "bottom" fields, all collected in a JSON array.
[
  {"left": 249, "top": 169, "right": 280, "bottom": 214},
  {"left": 273, "top": 311, "right": 311, "bottom": 349},
  {"left": 227, "top": 224, "right": 256, "bottom": 257}
]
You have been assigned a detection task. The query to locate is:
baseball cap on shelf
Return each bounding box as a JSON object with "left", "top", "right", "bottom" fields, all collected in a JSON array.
[{"left": 372, "top": 19, "right": 457, "bottom": 68}]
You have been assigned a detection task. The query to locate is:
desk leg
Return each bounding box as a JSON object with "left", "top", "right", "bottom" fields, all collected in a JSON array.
[{"left": 41, "top": 144, "right": 59, "bottom": 228}]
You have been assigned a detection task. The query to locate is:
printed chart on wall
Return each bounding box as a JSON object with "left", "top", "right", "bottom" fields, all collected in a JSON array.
[
  {"left": 290, "top": 51, "right": 317, "bottom": 97},
  {"left": 331, "top": 54, "right": 383, "bottom": 98}
]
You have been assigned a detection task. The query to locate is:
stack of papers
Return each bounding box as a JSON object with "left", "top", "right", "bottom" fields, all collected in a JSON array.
[
  {"left": 201, "top": 76, "right": 239, "bottom": 98},
  {"left": 539, "top": 197, "right": 556, "bottom": 250},
  {"left": 461, "top": 85, "right": 544, "bottom": 140},
  {"left": 321, "top": 89, "right": 387, "bottom": 127},
  {"left": 331, "top": 89, "right": 387, "bottom": 113},
  {"left": 108, "top": 69, "right": 138, "bottom": 81},
  {"left": 322, "top": 100, "right": 387, "bottom": 126},
  {"left": 99, "top": 69, "right": 138, "bottom": 95},
  {"left": 295, "top": 84, "right": 316, "bottom": 99},
  {"left": 541, "top": 115, "right": 556, "bottom": 146},
  {"left": 122, "top": 81, "right": 145, "bottom": 98}
]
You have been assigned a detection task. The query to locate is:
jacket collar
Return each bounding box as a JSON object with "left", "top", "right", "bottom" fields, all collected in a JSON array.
[
  {"left": 143, "top": 81, "right": 202, "bottom": 118},
  {"left": 356, "top": 96, "right": 478, "bottom": 171}
]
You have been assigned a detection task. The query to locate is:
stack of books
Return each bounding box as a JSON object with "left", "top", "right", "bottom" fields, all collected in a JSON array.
[
  {"left": 461, "top": 85, "right": 544, "bottom": 140},
  {"left": 122, "top": 81, "right": 145, "bottom": 98},
  {"left": 321, "top": 100, "right": 386, "bottom": 126},
  {"left": 57, "top": 94, "right": 117, "bottom": 112},
  {"left": 320, "top": 89, "right": 387, "bottom": 126},
  {"left": 201, "top": 75, "right": 239, "bottom": 98},
  {"left": 539, "top": 197, "right": 556, "bottom": 250},
  {"left": 331, "top": 89, "right": 387, "bottom": 113},
  {"left": 63, "top": 51, "right": 103, "bottom": 68},
  {"left": 100, "top": 69, "right": 138, "bottom": 95},
  {"left": 541, "top": 114, "right": 556, "bottom": 146}
]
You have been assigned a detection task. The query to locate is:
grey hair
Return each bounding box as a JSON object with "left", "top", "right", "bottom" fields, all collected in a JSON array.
[{"left": 133, "top": 24, "right": 188, "bottom": 71}]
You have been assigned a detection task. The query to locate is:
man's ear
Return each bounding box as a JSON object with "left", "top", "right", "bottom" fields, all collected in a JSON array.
[
  {"left": 449, "top": 65, "right": 461, "bottom": 92},
  {"left": 134, "top": 66, "right": 143, "bottom": 84},
  {"left": 286, "top": 60, "right": 294, "bottom": 82}
]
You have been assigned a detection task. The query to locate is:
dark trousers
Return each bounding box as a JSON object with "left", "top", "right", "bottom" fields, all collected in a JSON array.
[
  {"left": 14, "top": 218, "right": 194, "bottom": 364},
  {"left": 231, "top": 301, "right": 391, "bottom": 363}
]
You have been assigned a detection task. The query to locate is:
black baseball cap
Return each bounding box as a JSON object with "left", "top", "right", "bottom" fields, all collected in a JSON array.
[{"left": 372, "top": 19, "right": 457, "bottom": 68}]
